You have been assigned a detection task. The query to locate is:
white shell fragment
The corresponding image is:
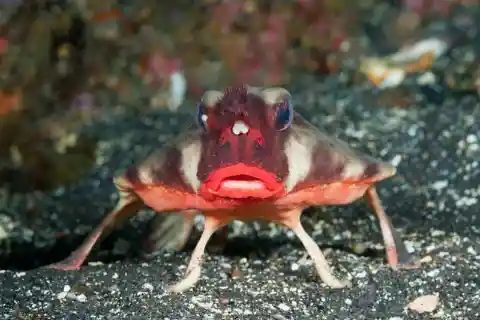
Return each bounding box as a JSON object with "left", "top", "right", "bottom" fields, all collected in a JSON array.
[
  {"left": 389, "top": 38, "right": 449, "bottom": 63},
  {"left": 232, "top": 120, "right": 250, "bottom": 135},
  {"left": 407, "top": 293, "right": 440, "bottom": 314},
  {"left": 360, "top": 36, "right": 449, "bottom": 90},
  {"left": 378, "top": 68, "right": 406, "bottom": 89},
  {"left": 360, "top": 59, "right": 406, "bottom": 89}
]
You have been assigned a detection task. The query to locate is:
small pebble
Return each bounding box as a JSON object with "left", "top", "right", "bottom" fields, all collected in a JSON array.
[{"left": 277, "top": 303, "right": 290, "bottom": 312}]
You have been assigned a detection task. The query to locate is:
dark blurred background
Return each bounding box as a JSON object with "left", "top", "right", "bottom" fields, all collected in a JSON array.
[{"left": 0, "top": 0, "right": 478, "bottom": 193}]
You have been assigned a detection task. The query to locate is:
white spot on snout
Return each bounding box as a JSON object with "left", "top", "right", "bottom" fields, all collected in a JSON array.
[{"left": 232, "top": 120, "right": 249, "bottom": 135}]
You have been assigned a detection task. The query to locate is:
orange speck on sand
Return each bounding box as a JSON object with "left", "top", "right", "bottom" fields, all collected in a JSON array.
[
  {"left": 0, "top": 91, "right": 22, "bottom": 116},
  {"left": 403, "top": 51, "right": 436, "bottom": 72},
  {"left": 91, "top": 8, "right": 123, "bottom": 22}
]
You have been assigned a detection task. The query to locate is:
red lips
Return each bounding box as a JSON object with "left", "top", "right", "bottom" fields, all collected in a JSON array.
[{"left": 199, "top": 164, "right": 284, "bottom": 199}]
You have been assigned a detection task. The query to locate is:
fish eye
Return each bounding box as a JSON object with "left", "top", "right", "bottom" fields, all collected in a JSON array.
[
  {"left": 275, "top": 97, "right": 293, "bottom": 131},
  {"left": 196, "top": 103, "right": 208, "bottom": 131}
]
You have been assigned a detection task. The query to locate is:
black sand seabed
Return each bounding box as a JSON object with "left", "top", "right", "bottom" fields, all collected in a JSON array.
[{"left": 0, "top": 75, "right": 479, "bottom": 319}]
